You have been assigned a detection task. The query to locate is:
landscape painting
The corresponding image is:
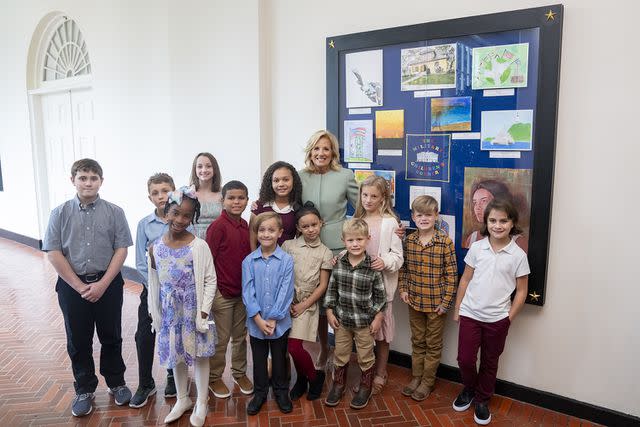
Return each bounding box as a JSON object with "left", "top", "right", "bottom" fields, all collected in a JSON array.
[
  {"left": 480, "top": 109, "right": 533, "bottom": 151},
  {"left": 375, "top": 110, "right": 404, "bottom": 150},
  {"left": 401, "top": 43, "right": 456, "bottom": 91},
  {"left": 431, "top": 96, "right": 472, "bottom": 132},
  {"left": 472, "top": 43, "right": 529, "bottom": 90}
]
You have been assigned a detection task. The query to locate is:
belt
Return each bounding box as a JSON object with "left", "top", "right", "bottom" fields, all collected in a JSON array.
[{"left": 79, "top": 271, "right": 106, "bottom": 283}]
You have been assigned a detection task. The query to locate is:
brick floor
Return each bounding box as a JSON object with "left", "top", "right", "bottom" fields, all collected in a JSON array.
[{"left": 0, "top": 237, "right": 601, "bottom": 426}]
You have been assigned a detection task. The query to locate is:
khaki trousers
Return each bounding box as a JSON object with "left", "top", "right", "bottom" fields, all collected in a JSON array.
[
  {"left": 409, "top": 306, "right": 446, "bottom": 388},
  {"left": 208, "top": 290, "right": 247, "bottom": 382},
  {"left": 333, "top": 325, "right": 375, "bottom": 371}
]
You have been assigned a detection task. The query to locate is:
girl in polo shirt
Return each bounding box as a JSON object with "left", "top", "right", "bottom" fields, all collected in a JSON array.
[{"left": 453, "top": 199, "right": 530, "bottom": 426}]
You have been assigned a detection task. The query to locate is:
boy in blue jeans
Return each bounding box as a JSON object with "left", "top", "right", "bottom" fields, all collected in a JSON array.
[
  {"left": 130, "top": 173, "right": 183, "bottom": 408},
  {"left": 43, "top": 158, "right": 133, "bottom": 417}
]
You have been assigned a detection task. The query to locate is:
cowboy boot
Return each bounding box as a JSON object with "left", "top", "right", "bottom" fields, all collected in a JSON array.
[
  {"left": 350, "top": 364, "right": 375, "bottom": 409},
  {"left": 324, "top": 364, "right": 347, "bottom": 407}
]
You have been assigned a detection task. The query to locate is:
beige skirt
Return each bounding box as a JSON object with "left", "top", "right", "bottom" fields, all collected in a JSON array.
[{"left": 289, "top": 301, "right": 319, "bottom": 342}]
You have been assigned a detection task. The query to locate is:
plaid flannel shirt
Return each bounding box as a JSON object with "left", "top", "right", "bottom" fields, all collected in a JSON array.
[
  {"left": 398, "top": 230, "right": 458, "bottom": 312},
  {"left": 324, "top": 254, "right": 386, "bottom": 328}
]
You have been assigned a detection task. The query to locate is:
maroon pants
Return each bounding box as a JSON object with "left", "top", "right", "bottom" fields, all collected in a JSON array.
[
  {"left": 457, "top": 315, "right": 510, "bottom": 404},
  {"left": 288, "top": 338, "right": 316, "bottom": 381}
]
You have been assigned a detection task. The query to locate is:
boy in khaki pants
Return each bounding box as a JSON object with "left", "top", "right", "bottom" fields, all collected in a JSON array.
[
  {"left": 205, "top": 181, "right": 254, "bottom": 398},
  {"left": 324, "top": 219, "right": 386, "bottom": 410},
  {"left": 399, "top": 195, "right": 457, "bottom": 401}
]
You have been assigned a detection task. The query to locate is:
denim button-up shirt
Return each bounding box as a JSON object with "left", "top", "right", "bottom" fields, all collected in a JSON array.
[{"left": 242, "top": 246, "right": 294, "bottom": 339}]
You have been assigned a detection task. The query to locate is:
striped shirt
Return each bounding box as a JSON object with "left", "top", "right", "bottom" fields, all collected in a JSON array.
[
  {"left": 398, "top": 230, "right": 458, "bottom": 312},
  {"left": 324, "top": 254, "right": 386, "bottom": 328}
]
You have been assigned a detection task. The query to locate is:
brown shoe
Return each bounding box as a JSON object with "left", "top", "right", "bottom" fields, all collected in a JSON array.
[
  {"left": 401, "top": 377, "right": 421, "bottom": 396},
  {"left": 234, "top": 375, "right": 254, "bottom": 395},
  {"left": 209, "top": 379, "right": 231, "bottom": 398},
  {"left": 350, "top": 365, "right": 375, "bottom": 409},
  {"left": 411, "top": 381, "right": 431, "bottom": 401},
  {"left": 324, "top": 364, "right": 348, "bottom": 407}
]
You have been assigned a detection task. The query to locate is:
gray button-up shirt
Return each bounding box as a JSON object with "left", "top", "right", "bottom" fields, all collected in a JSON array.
[{"left": 43, "top": 195, "right": 133, "bottom": 275}]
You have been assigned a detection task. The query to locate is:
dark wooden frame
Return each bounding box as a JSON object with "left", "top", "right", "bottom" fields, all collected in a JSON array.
[{"left": 326, "top": 5, "right": 563, "bottom": 306}]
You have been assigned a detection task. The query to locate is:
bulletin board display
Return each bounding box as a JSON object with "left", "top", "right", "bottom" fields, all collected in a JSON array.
[{"left": 326, "top": 5, "right": 563, "bottom": 305}]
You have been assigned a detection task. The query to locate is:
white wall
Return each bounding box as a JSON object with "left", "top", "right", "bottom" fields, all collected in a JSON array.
[
  {"left": 0, "top": 0, "right": 638, "bottom": 418},
  {"left": 0, "top": 1, "right": 174, "bottom": 261},
  {"left": 167, "top": 0, "right": 262, "bottom": 202},
  {"left": 266, "top": 0, "right": 640, "bottom": 417}
]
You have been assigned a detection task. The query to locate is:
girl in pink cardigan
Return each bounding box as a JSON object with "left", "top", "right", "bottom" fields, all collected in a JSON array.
[{"left": 353, "top": 175, "right": 404, "bottom": 394}]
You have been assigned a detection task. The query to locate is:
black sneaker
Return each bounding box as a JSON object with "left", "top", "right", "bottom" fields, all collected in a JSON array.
[
  {"left": 129, "top": 385, "right": 157, "bottom": 408},
  {"left": 474, "top": 402, "right": 492, "bottom": 425},
  {"left": 275, "top": 393, "right": 293, "bottom": 414},
  {"left": 165, "top": 374, "right": 177, "bottom": 397},
  {"left": 71, "top": 393, "right": 94, "bottom": 417},
  {"left": 452, "top": 388, "right": 474, "bottom": 411},
  {"left": 246, "top": 394, "right": 266, "bottom": 415},
  {"left": 108, "top": 385, "right": 132, "bottom": 406}
]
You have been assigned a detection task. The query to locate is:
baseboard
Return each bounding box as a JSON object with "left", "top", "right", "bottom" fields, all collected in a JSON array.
[
  {"left": 389, "top": 350, "right": 639, "bottom": 426},
  {"left": 0, "top": 228, "right": 42, "bottom": 249}
]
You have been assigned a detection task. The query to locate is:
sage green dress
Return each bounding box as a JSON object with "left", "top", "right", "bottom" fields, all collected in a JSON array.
[{"left": 299, "top": 167, "right": 359, "bottom": 253}]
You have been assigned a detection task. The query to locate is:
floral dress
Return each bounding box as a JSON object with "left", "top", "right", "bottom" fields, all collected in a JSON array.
[{"left": 155, "top": 238, "right": 217, "bottom": 368}]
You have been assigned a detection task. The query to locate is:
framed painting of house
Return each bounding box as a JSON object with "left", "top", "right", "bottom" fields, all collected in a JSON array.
[{"left": 326, "top": 5, "right": 563, "bottom": 306}]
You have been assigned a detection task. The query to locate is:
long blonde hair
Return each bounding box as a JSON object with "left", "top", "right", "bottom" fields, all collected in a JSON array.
[
  {"left": 303, "top": 130, "right": 342, "bottom": 173},
  {"left": 354, "top": 175, "right": 398, "bottom": 220}
]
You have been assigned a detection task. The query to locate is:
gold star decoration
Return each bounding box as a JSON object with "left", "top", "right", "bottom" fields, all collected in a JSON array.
[
  {"left": 528, "top": 291, "right": 540, "bottom": 302},
  {"left": 545, "top": 10, "right": 556, "bottom": 21},
  {"left": 329, "top": 40, "right": 335, "bottom": 49}
]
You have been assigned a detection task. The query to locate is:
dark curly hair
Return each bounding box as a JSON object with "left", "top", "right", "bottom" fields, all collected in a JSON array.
[
  {"left": 164, "top": 194, "right": 201, "bottom": 225},
  {"left": 258, "top": 161, "right": 303, "bottom": 210}
]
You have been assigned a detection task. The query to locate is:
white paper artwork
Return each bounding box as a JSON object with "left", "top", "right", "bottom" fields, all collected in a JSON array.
[
  {"left": 346, "top": 49, "right": 383, "bottom": 108},
  {"left": 438, "top": 214, "right": 456, "bottom": 242},
  {"left": 409, "top": 186, "right": 441, "bottom": 210},
  {"left": 344, "top": 120, "right": 374, "bottom": 163}
]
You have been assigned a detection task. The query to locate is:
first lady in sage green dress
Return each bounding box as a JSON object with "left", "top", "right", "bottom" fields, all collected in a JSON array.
[
  {"left": 298, "top": 129, "right": 359, "bottom": 369},
  {"left": 298, "top": 130, "right": 359, "bottom": 253}
]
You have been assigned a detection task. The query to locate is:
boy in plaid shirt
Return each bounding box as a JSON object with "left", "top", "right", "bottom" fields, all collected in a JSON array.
[
  {"left": 324, "top": 219, "right": 386, "bottom": 410},
  {"left": 399, "top": 196, "right": 457, "bottom": 401}
]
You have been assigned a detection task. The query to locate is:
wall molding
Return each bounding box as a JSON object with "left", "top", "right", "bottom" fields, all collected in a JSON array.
[
  {"left": 389, "top": 350, "right": 638, "bottom": 426},
  {"left": 0, "top": 228, "right": 42, "bottom": 249}
]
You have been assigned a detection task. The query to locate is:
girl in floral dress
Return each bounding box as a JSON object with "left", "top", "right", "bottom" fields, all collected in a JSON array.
[{"left": 148, "top": 186, "right": 217, "bottom": 427}]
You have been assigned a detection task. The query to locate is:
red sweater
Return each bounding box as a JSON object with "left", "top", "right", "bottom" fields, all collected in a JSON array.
[{"left": 205, "top": 210, "right": 251, "bottom": 298}]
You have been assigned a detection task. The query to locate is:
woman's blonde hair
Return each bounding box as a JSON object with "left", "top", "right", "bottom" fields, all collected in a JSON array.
[
  {"left": 303, "top": 130, "right": 342, "bottom": 172},
  {"left": 354, "top": 175, "right": 398, "bottom": 221}
]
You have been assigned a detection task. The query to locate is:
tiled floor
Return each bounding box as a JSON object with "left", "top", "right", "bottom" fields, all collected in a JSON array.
[{"left": 0, "top": 237, "right": 600, "bottom": 426}]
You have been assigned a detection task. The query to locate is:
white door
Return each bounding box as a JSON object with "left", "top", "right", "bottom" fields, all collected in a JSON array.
[
  {"left": 40, "top": 88, "right": 96, "bottom": 212},
  {"left": 70, "top": 89, "right": 97, "bottom": 160}
]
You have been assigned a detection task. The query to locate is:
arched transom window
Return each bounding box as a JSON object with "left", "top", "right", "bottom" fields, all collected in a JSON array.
[{"left": 43, "top": 18, "right": 91, "bottom": 82}]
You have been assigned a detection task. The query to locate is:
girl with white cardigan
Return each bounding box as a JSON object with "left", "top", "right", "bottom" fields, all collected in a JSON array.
[
  {"left": 353, "top": 175, "right": 404, "bottom": 394},
  {"left": 148, "top": 187, "right": 217, "bottom": 427}
]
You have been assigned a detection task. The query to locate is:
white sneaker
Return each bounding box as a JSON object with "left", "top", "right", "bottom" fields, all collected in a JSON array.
[
  {"left": 189, "top": 401, "right": 208, "bottom": 426},
  {"left": 164, "top": 397, "right": 193, "bottom": 423}
]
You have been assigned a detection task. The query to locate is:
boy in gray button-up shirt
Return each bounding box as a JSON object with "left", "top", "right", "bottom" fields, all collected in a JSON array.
[{"left": 43, "top": 158, "right": 133, "bottom": 416}]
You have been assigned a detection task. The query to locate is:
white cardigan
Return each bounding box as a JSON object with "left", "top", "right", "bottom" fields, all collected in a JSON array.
[
  {"left": 375, "top": 215, "right": 404, "bottom": 302},
  {"left": 147, "top": 237, "right": 217, "bottom": 333}
]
